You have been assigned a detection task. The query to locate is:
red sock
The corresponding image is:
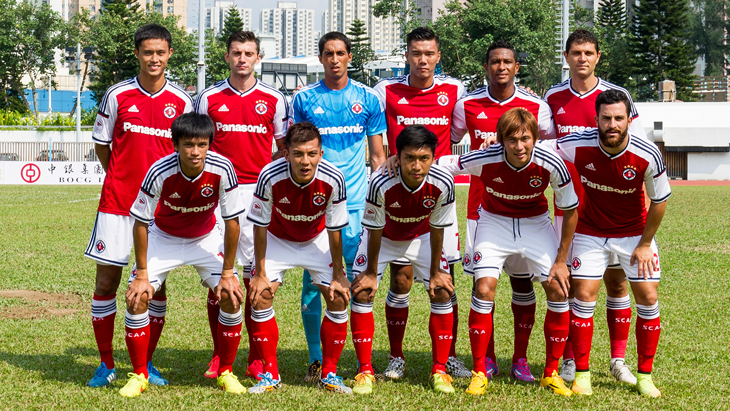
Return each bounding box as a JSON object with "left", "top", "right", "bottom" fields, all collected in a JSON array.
[
  {"left": 217, "top": 310, "right": 243, "bottom": 375},
  {"left": 487, "top": 304, "right": 496, "bottom": 362},
  {"left": 636, "top": 316, "right": 661, "bottom": 373},
  {"left": 250, "top": 308, "right": 279, "bottom": 378},
  {"left": 385, "top": 292, "right": 409, "bottom": 359},
  {"left": 243, "top": 279, "right": 261, "bottom": 365},
  {"left": 321, "top": 311, "right": 348, "bottom": 378},
  {"left": 147, "top": 296, "right": 166, "bottom": 362},
  {"left": 206, "top": 289, "right": 220, "bottom": 358},
  {"left": 125, "top": 312, "right": 150, "bottom": 377},
  {"left": 512, "top": 301, "right": 536, "bottom": 363},
  {"left": 449, "top": 301, "right": 459, "bottom": 358},
  {"left": 91, "top": 293, "right": 116, "bottom": 369},
  {"left": 607, "top": 301, "right": 632, "bottom": 359},
  {"left": 351, "top": 304, "right": 374, "bottom": 374},
  {"left": 468, "top": 307, "right": 492, "bottom": 374},
  {"left": 562, "top": 299, "right": 575, "bottom": 360},
  {"left": 429, "top": 303, "right": 453, "bottom": 374},
  {"left": 570, "top": 313, "right": 594, "bottom": 371},
  {"left": 543, "top": 304, "right": 569, "bottom": 378}
]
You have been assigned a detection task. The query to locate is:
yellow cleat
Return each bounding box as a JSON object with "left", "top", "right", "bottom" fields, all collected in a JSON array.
[
  {"left": 571, "top": 371, "right": 593, "bottom": 396},
  {"left": 429, "top": 371, "right": 455, "bottom": 394},
  {"left": 465, "top": 371, "right": 488, "bottom": 395},
  {"left": 352, "top": 372, "right": 375, "bottom": 395},
  {"left": 217, "top": 370, "right": 246, "bottom": 394},
  {"left": 540, "top": 370, "right": 573, "bottom": 397},
  {"left": 119, "top": 373, "right": 149, "bottom": 398},
  {"left": 636, "top": 373, "right": 661, "bottom": 398}
]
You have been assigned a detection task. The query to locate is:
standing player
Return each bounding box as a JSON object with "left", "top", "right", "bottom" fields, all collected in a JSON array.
[
  {"left": 544, "top": 29, "right": 646, "bottom": 384},
  {"left": 246, "top": 122, "right": 353, "bottom": 394},
  {"left": 438, "top": 108, "right": 579, "bottom": 396},
  {"left": 551, "top": 90, "right": 669, "bottom": 397},
  {"left": 84, "top": 24, "right": 193, "bottom": 388},
  {"left": 451, "top": 40, "right": 556, "bottom": 382},
  {"left": 290, "top": 31, "right": 387, "bottom": 381},
  {"left": 120, "top": 113, "right": 246, "bottom": 397},
  {"left": 350, "top": 125, "right": 457, "bottom": 395},
  {"left": 372, "top": 27, "right": 469, "bottom": 379},
  {"left": 195, "top": 30, "right": 288, "bottom": 380}
]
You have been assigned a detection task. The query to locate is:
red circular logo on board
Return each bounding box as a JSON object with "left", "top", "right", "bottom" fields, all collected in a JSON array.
[{"left": 21, "top": 164, "right": 41, "bottom": 183}]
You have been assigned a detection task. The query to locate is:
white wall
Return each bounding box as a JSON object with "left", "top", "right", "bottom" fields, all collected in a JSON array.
[
  {"left": 0, "top": 130, "right": 93, "bottom": 143},
  {"left": 688, "top": 153, "right": 730, "bottom": 180}
]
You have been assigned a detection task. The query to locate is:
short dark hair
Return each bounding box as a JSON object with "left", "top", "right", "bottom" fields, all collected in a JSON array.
[
  {"left": 565, "top": 28, "right": 599, "bottom": 53},
  {"left": 285, "top": 122, "right": 322, "bottom": 148},
  {"left": 486, "top": 40, "right": 517, "bottom": 62},
  {"left": 227, "top": 30, "right": 260, "bottom": 54},
  {"left": 395, "top": 125, "right": 438, "bottom": 156},
  {"left": 171, "top": 112, "right": 215, "bottom": 146},
  {"left": 134, "top": 24, "right": 172, "bottom": 50},
  {"left": 318, "top": 31, "right": 351, "bottom": 55},
  {"left": 595, "top": 89, "right": 631, "bottom": 117},
  {"left": 406, "top": 27, "right": 440, "bottom": 51}
]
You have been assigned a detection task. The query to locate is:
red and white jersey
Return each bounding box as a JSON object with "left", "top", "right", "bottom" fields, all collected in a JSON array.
[
  {"left": 195, "top": 78, "right": 288, "bottom": 184},
  {"left": 92, "top": 77, "right": 194, "bottom": 216},
  {"left": 248, "top": 157, "right": 348, "bottom": 243},
  {"left": 552, "top": 130, "right": 671, "bottom": 237},
  {"left": 451, "top": 86, "right": 557, "bottom": 220},
  {"left": 544, "top": 77, "right": 645, "bottom": 139},
  {"left": 363, "top": 164, "right": 455, "bottom": 241},
  {"left": 130, "top": 151, "right": 243, "bottom": 238},
  {"left": 373, "top": 74, "right": 466, "bottom": 158},
  {"left": 438, "top": 142, "right": 578, "bottom": 218}
]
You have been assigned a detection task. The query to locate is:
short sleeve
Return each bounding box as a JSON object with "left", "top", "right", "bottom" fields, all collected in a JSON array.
[
  {"left": 450, "top": 98, "right": 468, "bottom": 144},
  {"left": 92, "top": 90, "right": 118, "bottom": 145},
  {"left": 429, "top": 185, "right": 455, "bottom": 229},
  {"left": 437, "top": 154, "right": 483, "bottom": 177},
  {"left": 273, "top": 94, "right": 289, "bottom": 140},
  {"left": 628, "top": 115, "right": 648, "bottom": 140},
  {"left": 182, "top": 95, "right": 194, "bottom": 114},
  {"left": 219, "top": 171, "right": 244, "bottom": 220},
  {"left": 362, "top": 182, "right": 386, "bottom": 230},
  {"left": 193, "top": 93, "right": 208, "bottom": 114},
  {"left": 129, "top": 172, "right": 162, "bottom": 223},
  {"left": 553, "top": 138, "right": 577, "bottom": 163},
  {"left": 546, "top": 152, "right": 579, "bottom": 210},
  {"left": 326, "top": 179, "right": 348, "bottom": 230},
  {"left": 248, "top": 177, "right": 274, "bottom": 226},
  {"left": 538, "top": 102, "right": 557, "bottom": 140},
  {"left": 643, "top": 148, "right": 672, "bottom": 203},
  {"left": 366, "top": 91, "right": 387, "bottom": 136},
  {"left": 372, "top": 80, "right": 387, "bottom": 111}
]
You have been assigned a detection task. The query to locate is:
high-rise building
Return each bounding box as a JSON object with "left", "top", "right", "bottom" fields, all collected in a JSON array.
[
  {"left": 328, "top": 0, "right": 401, "bottom": 53},
  {"left": 322, "top": 10, "right": 330, "bottom": 34},
  {"left": 260, "top": 2, "right": 315, "bottom": 58},
  {"left": 205, "top": 1, "right": 251, "bottom": 34},
  {"left": 65, "top": 0, "right": 188, "bottom": 28}
]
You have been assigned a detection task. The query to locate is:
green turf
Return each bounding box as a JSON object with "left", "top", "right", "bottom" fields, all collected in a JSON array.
[{"left": 0, "top": 185, "right": 729, "bottom": 409}]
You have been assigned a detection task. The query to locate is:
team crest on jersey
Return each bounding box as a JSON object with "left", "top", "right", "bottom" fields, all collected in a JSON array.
[
  {"left": 163, "top": 103, "right": 177, "bottom": 119},
  {"left": 351, "top": 102, "right": 363, "bottom": 114},
  {"left": 422, "top": 196, "right": 436, "bottom": 209},
  {"left": 313, "top": 192, "right": 326, "bottom": 206},
  {"left": 365, "top": 206, "right": 375, "bottom": 216},
  {"left": 255, "top": 100, "right": 268, "bottom": 115},
  {"left": 200, "top": 184, "right": 214, "bottom": 197},
  {"left": 251, "top": 201, "right": 263, "bottom": 216},
  {"left": 529, "top": 176, "right": 543, "bottom": 188},
  {"left": 473, "top": 251, "right": 482, "bottom": 264},
  {"left": 571, "top": 257, "right": 581, "bottom": 270},
  {"left": 135, "top": 197, "right": 146, "bottom": 211},
  {"left": 436, "top": 92, "right": 449, "bottom": 106},
  {"left": 463, "top": 253, "right": 471, "bottom": 267},
  {"left": 95, "top": 240, "right": 106, "bottom": 254},
  {"left": 355, "top": 254, "right": 367, "bottom": 266},
  {"left": 622, "top": 165, "right": 638, "bottom": 181}
]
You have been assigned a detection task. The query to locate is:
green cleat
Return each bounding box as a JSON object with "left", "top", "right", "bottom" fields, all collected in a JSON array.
[
  {"left": 119, "top": 373, "right": 148, "bottom": 398},
  {"left": 352, "top": 372, "right": 375, "bottom": 395},
  {"left": 571, "top": 371, "right": 593, "bottom": 396},
  {"left": 217, "top": 370, "right": 246, "bottom": 394},
  {"left": 429, "top": 371, "right": 455, "bottom": 394},
  {"left": 637, "top": 373, "right": 661, "bottom": 398}
]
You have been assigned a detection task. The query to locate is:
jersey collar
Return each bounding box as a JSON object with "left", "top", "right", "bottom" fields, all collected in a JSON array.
[
  {"left": 503, "top": 145, "right": 535, "bottom": 172},
  {"left": 288, "top": 162, "right": 320, "bottom": 188},
  {"left": 226, "top": 78, "right": 258, "bottom": 97},
  {"left": 398, "top": 169, "right": 428, "bottom": 193},
  {"left": 135, "top": 76, "right": 168, "bottom": 98},
  {"left": 177, "top": 153, "right": 206, "bottom": 182},
  {"left": 569, "top": 77, "right": 601, "bottom": 98},
  {"left": 486, "top": 85, "right": 517, "bottom": 105},
  {"left": 598, "top": 132, "right": 631, "bottom": 159},
  {"left": 405, "top": 74, "right": 437, "bottom": 92}
]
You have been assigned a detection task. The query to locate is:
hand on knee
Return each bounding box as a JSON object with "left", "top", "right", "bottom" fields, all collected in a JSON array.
[{"left": 353, "top": 289, "right": 371, "bottom": 304}]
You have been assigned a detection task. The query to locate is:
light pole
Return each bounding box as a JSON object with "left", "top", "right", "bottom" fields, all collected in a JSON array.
[
  {"left": 197, "top": 0, "right": 206, "bottom": 93},
  {"left": 47, "top": 73, "right": 52, "bottom": 115}
]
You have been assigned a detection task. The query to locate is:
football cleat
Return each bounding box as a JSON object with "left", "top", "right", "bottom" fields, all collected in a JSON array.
[
  {"left": 318, "top": 372, "right": 353, "bottom": 394},
  {"left": 510, "top": 358, "right": 536, "bottom": 382},
  {"left": 571, "top": 371, "right": 593, "bottom": 396},
  {"left": 559, "top": 358, "right": 576, "bottom": 382},
  {"left": 352, "top": 372, "right": 375, "bottom": 395},
  {"left": 88, "top": 362, "right": 117, "bottom": 387},
  {"left": 446, "top": 356, "right": 472, "bottom": 378},
  {"left": 119, "top": 373, "right": 148, "bottom": 397},
  {"left": 204, "top": 355, "right": 219, "bottom": 379},
  {"left": 303, "top": 360, "right": 321, "bottom": 383},
  {"left": 610, "top": 358, "right": 638, "bottom": 385},
  {"left": 217, "top": 370, "right": 246, "bottom": 394},
  {"left": 429, "top": 371, "right": 455, "bottom": 394},
  {"left": 636, "top": 374, "right": 661, "bottom": 398},
  {"left": 485, "top": 357, "right": 499, "bottom": 379},
  {"left": 371, "top": 364, "right": 386, "bottom": 382},
  {"left": 147, "top": 361, "right": 169, "bottom": 386},
  {"left": 540, "top": 370, "right": 573, "bottom": 397},
  {"left": 383, "top": 356, "right": 405, "bottom": 380},
  {"left": 247, "top": 359, "right": 264, "bottom": 381},
  {"left": 465, "top": 371, "right": 488, "bottom": 395},
  {"left": 248, "top": 372, "right": 282, "bottom": 394}
]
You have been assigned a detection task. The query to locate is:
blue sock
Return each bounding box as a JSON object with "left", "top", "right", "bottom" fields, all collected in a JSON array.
[{"left": 301, "top": 269, "right": 322, "bottom": 363}]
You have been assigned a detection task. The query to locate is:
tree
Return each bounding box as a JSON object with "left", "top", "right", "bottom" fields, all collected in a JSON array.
[
  {"left": 347, "top": 19, "right": 377, "bottom": 85},
  {"left": 372, "top": 0, "right": 424, "bottom": 50},
  {"left": 689, "top": 0, "right": 730, "bottom": 76},
  {"left": 0, "top": 0, "right": 26, "bottom": 111},
  {"left": 205, "top": 29, "right": 229, "bottom": 86},
  {"left": 571, "top": 0, "right": 594, "bottom": 29},
  {"left": 222, "top": 7, "right": 244, "bottom": 37},
  {"left": 631, "top": 0, "right": 697, "bottom": 100},
  {"left": 593, "top": 0, "right": 634, "bottom": 89}
]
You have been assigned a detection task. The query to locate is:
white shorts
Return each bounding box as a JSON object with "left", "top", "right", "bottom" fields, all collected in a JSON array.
[
  {"left": 394, "top": 206, "right": 460, "bottom": 267},
  {"left": 215, "top": 183, "right": 255, "bottom": 276},
  {"left": 463, "top": 218, "right": 534, "bottom": 281},
  {"left": 352, "top": 229, "right": 449, "bottom": 290},
  {"left": 85, "top": 211, "right": 135, "bottom": 266},
  {"left": 570, "top": 233, "right": 661, "bottom": 282},
  {"left": 472, "top": 210, "right": 557, "bottom": 282},
  {"left": 128, "top": 224, "right": 238, "bottom": 292},
  {"left": 257, "top": 230, "right": 336, "bottom": 287},
  {"left": 555, "top": 215, "right": 619, "bottom": 268}
]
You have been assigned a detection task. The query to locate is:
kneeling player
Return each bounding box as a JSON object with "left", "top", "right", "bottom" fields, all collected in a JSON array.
[
  {"left": 351, "top": 125, "right": 457, "bottom": 394},
  {"left": 246, "top": 122, "right": 352, "bottom": 394},
  {"left": 121, "top": 113, "right": 246, "bottom": 397},
  {"left": 439, "top": 108, "right": 579, "bottom": 396}
]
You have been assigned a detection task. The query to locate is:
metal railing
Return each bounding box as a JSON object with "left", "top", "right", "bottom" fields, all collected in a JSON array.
[{"left": 0, "top": 142, "right": 97, "bottom": 162}]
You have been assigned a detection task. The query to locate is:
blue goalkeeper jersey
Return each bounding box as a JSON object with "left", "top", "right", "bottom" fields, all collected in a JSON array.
[{"left": 291, "top": 79, "right": 386, "bottom": 211}]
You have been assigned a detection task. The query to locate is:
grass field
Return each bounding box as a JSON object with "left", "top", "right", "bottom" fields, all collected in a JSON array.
[{"left": 1, "top": 184, "right": 729, "bottom": 410}]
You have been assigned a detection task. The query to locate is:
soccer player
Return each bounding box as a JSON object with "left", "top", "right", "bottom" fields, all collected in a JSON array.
[
  {"left": 351, "top": 125, "right": 456, "bottom": 394},
  {"left": 550, "top": 90, "right": 669, "bottom": 397},
  {"left": 84, "top": 24, "right": 193, "bottom": 388},
  {"left": 246, "top": 122, "right": 352, "bottom": 394},
  {"left": 372, "top": 27, "right": 469, "bottom": 379},
  {"left": 290, "top": 31, "right": 387, "bottom": 381},
  {"left": 450, "top": 40, "right": 557, "bottom": 382},
  {"left": 195, "top": 30, "right": 288, "bottom": 380},
  {"left": 120, "top": 112, "right": 246, "bottom": 397},
  {"left": 544, "top": 29, "right": 646, "bottom": 384},
  {"left": 438, "top": 108, "right": 579, "bottom": 396}
]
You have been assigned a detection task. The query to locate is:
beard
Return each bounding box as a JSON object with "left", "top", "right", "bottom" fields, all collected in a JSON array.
[{"left": 598, "top": 126, "right": 628, "bottom": 149}]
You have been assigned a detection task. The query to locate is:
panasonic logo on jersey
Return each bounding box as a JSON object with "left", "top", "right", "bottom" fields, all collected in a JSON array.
[
  {"left": 318, "top": 124, "right": 364, "bottom": 135},
  {"left": 580, "top": 175, "right": 637, "bottom": 194},
  {"left": 164, "top": 200, "right": 215, "bottom": 213},
  {"left": 474, "top": 129, "right": 497, "bottom": 139},
  {"left": 216, "top": 122, "right": 268, "bottom": 133},
  {"left": 558, "top": 125, "right": 589, "bottom": 134},
  {"left": 123, "top": 122, "right": 171, "bottom": 138},
  {"left": 485, "top": 186, "right": 542, "bottom": 200},
  {"left": 396, "top": 115, "right": 449, "bottom": 126}
]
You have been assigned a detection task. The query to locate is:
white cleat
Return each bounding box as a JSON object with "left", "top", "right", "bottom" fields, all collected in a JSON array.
[
  {"left": 610, "top": 358, "right": 638, "bottom": 385},
  {"left": 383, "top": 356, "right": 405, "bottom": 380},
  {"left": 446, "top": 356, "right": 472, "bottom": 378},
  {"left": 559, "top": 359, "right": 576, "bottom": 383}
]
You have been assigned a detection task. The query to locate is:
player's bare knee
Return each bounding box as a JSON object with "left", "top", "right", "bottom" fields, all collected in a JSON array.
[
  {"left": 632, "top": 282, "right": 658, "bottom": 306},
  {"left": 390, "top": 264, "right": 413, "bottom": 293},
  {"left": 252, "top": 290, "right": 274, "bottom": 311},
  {"left": 353, "top": 289, "right": 371, "bottom": 304},
  {"left": 473, "top": 278, "right": 496, "bottom": 301},
  {"left": 325, "top": 293, "right": 347, "bottom": 311},
  {"left": 430, "top": 288, "right": 451, "bottom": 304},
  {"left": 218, "top": 289, "right": 238, "bottom": 312},
  {"left": 126, "top": 293, "right": 150, "bottom": 314},
  {"left": 94, "top": 264, "right": 123, "bottom": 295},
  {"left": 542, "top": 282, "right": 567, "bottom": 302},
  {"left": 509, "top": 277, "right": 534, "bottom": 293},
  {"left": 604, "top": 273, "right": 629, "bottom": 297}
]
